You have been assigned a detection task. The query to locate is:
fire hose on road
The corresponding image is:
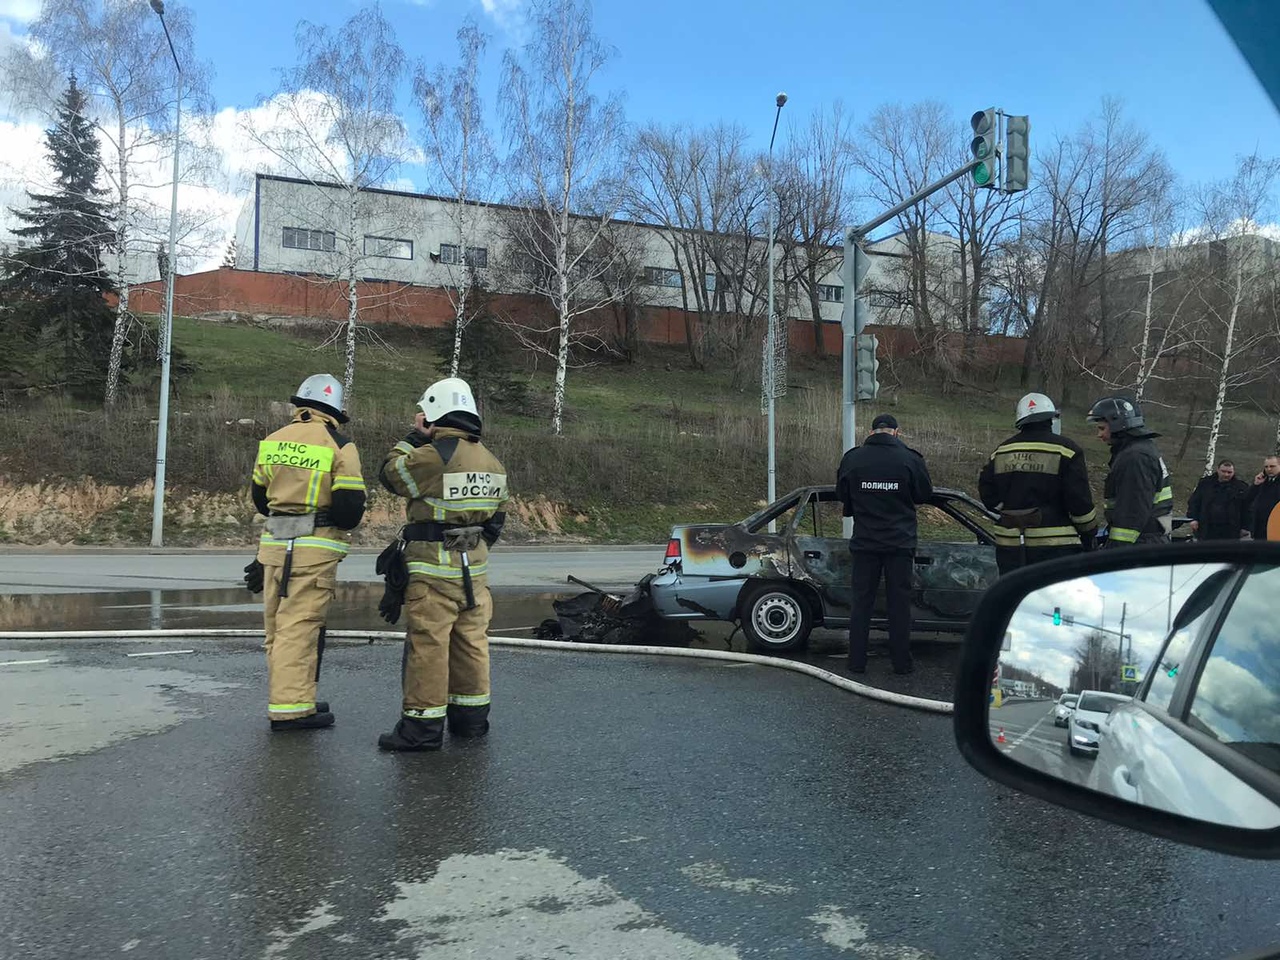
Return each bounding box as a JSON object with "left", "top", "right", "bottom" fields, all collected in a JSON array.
[{"left": 0, "top": 628, "right": 953, "bottom": 715}]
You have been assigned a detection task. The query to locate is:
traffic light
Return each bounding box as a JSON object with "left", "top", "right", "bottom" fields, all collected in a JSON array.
[
  {"left": 854, "top": 333, "right": 879, "bottom": 400},
  {"left": 970, "top": 108, "right": 997, "bottom": 189},
  {"left": 1004, "top": 115, "right": 1030, "bottom": 192},
  {"left": 1052, "top": 606, "right": 1062, "bottom": 626}
]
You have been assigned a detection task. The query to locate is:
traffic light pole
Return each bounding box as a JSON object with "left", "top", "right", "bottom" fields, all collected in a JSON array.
[{"left": 840, "top": 156, "right": 986, "bottom": 538}]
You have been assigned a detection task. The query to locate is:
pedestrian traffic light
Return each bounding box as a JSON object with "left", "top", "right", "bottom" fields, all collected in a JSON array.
[
  {"left": 854, "top": 333, "right": 879, "bottom": 400},
  {"left": 1052, "top": 606, "right": 1062, "bottom": 626},
  {"left": 970, "top": 108, "right": 997, "bottom": 189},
  {"left": 1004, "top": 115, "right": 1030, "bottom": 193}
]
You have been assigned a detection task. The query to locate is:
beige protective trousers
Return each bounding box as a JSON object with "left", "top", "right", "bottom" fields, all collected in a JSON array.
[
  {"left": 401, "top": 575, "right": 492, "bottom": 718},
  {"left": 262, "top": 560, "right": 338, "bottom": 719}
]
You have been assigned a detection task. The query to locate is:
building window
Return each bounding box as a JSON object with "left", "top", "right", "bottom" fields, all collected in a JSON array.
[
  {"left": 817, "top": 284, "right": 843, "bottom": 303},
  {"left": 704, "top": 273, "right": 717, "bottom": 292},
  {"left": 644, "top": 266, "right": 683, "bottom": 288},
  {"left": 282, "top": 227, "right": 336, "bottom": 253},
  {"left": 439, "top": 244, "right": 488, "bottom": 268},
  {"left": 951, "top": 281, "right": 965, "bottom": 300},
  {"left": 363, "top": 235, "right": 413, "bottom": 260}
]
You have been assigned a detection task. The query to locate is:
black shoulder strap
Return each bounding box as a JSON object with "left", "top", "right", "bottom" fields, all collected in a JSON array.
[
  {"left": 431, "top": 437, "right": 460, "bottom": 466},
  {"left": 325, "top": 423, "right": 352, "bottom": 449}
]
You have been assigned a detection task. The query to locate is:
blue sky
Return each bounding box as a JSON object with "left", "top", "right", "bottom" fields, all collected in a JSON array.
[{"left": 180, "top": 0, "right": 1279, "bottom": 188}]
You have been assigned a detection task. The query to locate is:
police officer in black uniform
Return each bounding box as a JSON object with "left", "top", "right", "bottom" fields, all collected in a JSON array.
[
  {"left": 1086, "top": 395, "right": 1173, "bottom": 547},
  {"left": 836, "top": 414, "right": 934, "bottom": 675},
  {"left": 979, "top": 392, "right": 1097, "bottom": 574}
]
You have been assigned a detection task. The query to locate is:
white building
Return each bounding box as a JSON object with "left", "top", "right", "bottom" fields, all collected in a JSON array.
[{"left": 233, "top": 174, "right": 956, "bottom": 327}]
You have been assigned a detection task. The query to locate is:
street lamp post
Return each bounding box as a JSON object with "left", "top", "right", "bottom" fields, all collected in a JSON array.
[
  {"left": 149, "top": 0, "right": 182, "bottom": 548},
  {"left": 765, "top": 91, "right": 787, "bottom": 533}
]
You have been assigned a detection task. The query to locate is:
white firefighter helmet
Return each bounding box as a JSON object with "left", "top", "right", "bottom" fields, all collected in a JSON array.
[
  {"left": 417, "top": 377, "right": 477, "bottom": 423},
  {"left": 291, "top": 374, "right": 346, "bottom": 419},
  {"left": 1016, "top": 392, "right": 1059, "bottom": 429}
]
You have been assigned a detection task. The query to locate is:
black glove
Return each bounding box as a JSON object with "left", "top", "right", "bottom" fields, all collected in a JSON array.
[
  {"left": 243, "top": 559, "right": 265, "bottom": 594},
  {"left": 375, "top": 539, "right": 409, "bottom": 625}
]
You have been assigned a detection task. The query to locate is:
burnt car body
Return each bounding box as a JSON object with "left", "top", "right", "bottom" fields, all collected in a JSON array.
[{"left": 649, "top": 485, "right": 1004, "bottom": 652}]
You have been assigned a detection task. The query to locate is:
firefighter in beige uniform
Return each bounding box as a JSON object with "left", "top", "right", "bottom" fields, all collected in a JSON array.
[
  {"left": 377, "top": 377, "right": 508, "bottom": 752},
  {"left": 249, "top": 374, "right": 366, "bottom": 731}
]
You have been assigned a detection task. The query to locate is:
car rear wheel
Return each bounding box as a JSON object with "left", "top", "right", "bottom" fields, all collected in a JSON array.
[{"left": 742, "top": 585, "right": 813, "bottom": 653}]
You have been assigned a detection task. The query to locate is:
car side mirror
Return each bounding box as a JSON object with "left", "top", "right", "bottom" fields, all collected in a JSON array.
[{"left": 953, "top": 541, "right": 1280, "bottom": 859}]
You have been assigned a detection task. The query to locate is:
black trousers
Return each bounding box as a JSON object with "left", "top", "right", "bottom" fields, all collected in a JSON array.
[
  {"left": 848, "top": 549, "right": 913, "bottom": 672},
  {"left": 995, "top": 544, "right": 1082, "bottom": 576}
]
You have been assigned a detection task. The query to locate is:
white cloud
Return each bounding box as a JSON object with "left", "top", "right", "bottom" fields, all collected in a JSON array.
[
  {"left": 479, "top": 0, "right": 528, "bottom": 37},
  {"left": 0, "top": 0, "right": 41, "bottom": 24}
]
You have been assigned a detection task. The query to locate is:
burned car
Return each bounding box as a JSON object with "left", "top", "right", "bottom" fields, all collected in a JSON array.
[{"left": 649, "top": 486, "right": 1001, "bottom": 652}]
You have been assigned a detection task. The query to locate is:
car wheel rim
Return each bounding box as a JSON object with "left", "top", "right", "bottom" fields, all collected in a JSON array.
[{"left": 753, "top": 595, "right": 801, "bottom": 645}]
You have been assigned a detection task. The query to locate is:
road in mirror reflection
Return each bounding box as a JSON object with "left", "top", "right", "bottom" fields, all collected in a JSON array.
[{"left": 989, "top": 561, "right": 1280, "bottom": 830}]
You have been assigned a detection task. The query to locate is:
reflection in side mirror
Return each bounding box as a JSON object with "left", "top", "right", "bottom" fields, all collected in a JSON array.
[{"left": 991, "top": 561, "right": 1280, "bottom": 830}]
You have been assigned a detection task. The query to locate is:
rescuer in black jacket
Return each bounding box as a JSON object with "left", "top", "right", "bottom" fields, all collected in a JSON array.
[
  {"left": 979, "top": 393, "right": 1097, "bottom": 574},
  {"left": 836, "top": 414, "right": 934, "bottom": 675},
  {"left": 1087, "top": 396, "right": 1173, "bottom": 547}
]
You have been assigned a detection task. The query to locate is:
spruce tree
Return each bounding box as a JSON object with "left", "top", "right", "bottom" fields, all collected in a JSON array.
[{"left": 1, "top": 75, "right": 117, "bottom": 400}]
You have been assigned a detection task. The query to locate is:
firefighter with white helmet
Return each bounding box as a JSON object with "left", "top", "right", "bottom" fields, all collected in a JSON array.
[
  {"left": 1086, "top": 394, "right": 1173, "bottom": 547},
  {"left": 244, "top": 374, "right": 367, "bottom": 730},
  {"left": 979, "top": 393, "right": 1098, "bottom": 574},
  {"left": 376, "top": 377, "right": 510, "bottom": 751}
]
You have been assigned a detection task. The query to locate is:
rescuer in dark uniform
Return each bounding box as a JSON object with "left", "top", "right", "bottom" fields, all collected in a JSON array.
[
  {"left": 1087, "top": 395, "right": 1173, "bottom": 547},
  {"left": 979, "top": 393, "right": 1097, "bottom": 574},
  {"left": 836, "top": 414, "right": 934, "bottom": 675}
]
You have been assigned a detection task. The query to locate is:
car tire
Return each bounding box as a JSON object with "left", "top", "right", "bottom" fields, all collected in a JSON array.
[{"left": 741, "top": 585, "right": 813, "bottom": 653}]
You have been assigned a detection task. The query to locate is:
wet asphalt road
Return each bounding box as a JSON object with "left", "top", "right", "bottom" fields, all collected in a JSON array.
[{"left": 2, "top": 638, "right": 1279, "bottom": 959}]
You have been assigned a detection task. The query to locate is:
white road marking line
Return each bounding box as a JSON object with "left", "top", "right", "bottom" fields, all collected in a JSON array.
[
  {"left": 125, "top": 650, "right": 196, "bottom": 658},
  {"left": 1002, "top": 713, "right": 1050, "bottom": 752},
  {"left": 0, "top": 658, "right": 52, "bottom": 667}
]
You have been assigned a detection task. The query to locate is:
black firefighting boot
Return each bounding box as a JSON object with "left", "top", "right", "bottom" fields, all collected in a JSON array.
[
  {"left": 446, "top": 703, "right": 490, "bottom": 739},
  {"left": 378, "top": 716, "right": 444, "bottom": 752},
  {"left": 270, "top": 711, "right": 335, "bottom": 732}
]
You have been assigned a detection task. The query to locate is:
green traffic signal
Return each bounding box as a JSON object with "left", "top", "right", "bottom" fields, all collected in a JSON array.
[
  {"left": 970, "top": 108, "right": 997, "bottom": 190},
  {"left": 1052, "top": 606, "right": 1062, "bottom": 626}
]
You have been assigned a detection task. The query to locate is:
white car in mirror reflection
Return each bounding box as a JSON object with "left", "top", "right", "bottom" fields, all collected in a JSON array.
[
  {"left": 1068, "top": 691, "right": 1130, "bottom": 758},
  {"left": 1087, "top": 563, "right": 1280, "bottom": 829},
  {"left": 1053, "top": 693, "right": 1079, "bottom": 728}
]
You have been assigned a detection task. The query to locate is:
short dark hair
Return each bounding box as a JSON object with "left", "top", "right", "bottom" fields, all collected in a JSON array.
[{"left": 1218, "top": 459, "right": 1234, "bottom": 468}]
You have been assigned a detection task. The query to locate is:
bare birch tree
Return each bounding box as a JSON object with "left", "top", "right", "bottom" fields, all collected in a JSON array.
[
  {"left": 499, "top": 0, "right": 626, "bottom": 435},
  {"left": 1193, "top": 154, "right": 1280, "bottom": 473},
  {"left": 242, "top": 5, "right": 411, "bottom": 410},
  {"left": 3, "top": 0, "right": 213, "bottom": 407},
  {"left": 414, "top": 20, "right": 496, "bottom": 377}
]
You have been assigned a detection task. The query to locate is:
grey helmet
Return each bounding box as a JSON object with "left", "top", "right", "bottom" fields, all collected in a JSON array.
[
  {"left": 1087, "top": 395, "right": 1145, "bottom": 434},
  {"left": 291, "top": 373, "right": 347, "bottom": 422}
]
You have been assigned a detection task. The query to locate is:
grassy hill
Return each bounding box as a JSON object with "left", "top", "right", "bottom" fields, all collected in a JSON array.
[{"left": 2, "top": 314, "right": 1275, "bottom": 546}]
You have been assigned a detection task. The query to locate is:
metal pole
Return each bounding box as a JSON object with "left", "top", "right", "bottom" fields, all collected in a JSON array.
[
  {"left": 765, "top": 94, "right": 785, "bottom": 533},
  {"left": 150, "top": 13, "right": 181, "bottom": 548},
  {"left": 840, "top": 237, "right": 869, "bottom": 539}
]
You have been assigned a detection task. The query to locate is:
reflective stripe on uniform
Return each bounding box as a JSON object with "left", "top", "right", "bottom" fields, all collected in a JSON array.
[
  {"left": 993, "top": 534, "right": 1083, "bottom": 548},
  {"left": 404, "top": 706, "right": 447, "bottom": 719},
  {"left": 992, "top": 524, "right": 1080, "bottom": 540},
  {"left": 393, "top": 440, "right": 416, "bottom": 456},
  {"left": 269, "top": 701, "right": 315, "bottom": 714},
  {"left": 1154, "top": 486, "right": 1173, "bottom": 505},
  {"left": 407, "top": 559, "right": 489, "bottom": 579},
  {"left": 448, "top": 693, "right": 491, "bottom": 706},
  {"left": 1071, "top": 509, "right": 1097, "bottom": 527},
  {"left": 423, "top": 495, "right": 505, "bottom": 513},
  {"left": 305, "top": 466, "right": 324, "bottom": 508},
  {"left": 1110, "top": 527, "right": 1141, "bottom": 543},
  {"left": 394, "top": 456, "right": 421, "bottom": 497},
  {"left": 259, "top": 534, "right": 350, "bottom": 555},
  {"left": 331, "top": 474, "right": 367, "bottom": 492},
  {"left": 994, "top": 441, "right": 1077, "bottom": 458},
  {"left": 252, "top": 463, "right": 271, "bottom": 486}
]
